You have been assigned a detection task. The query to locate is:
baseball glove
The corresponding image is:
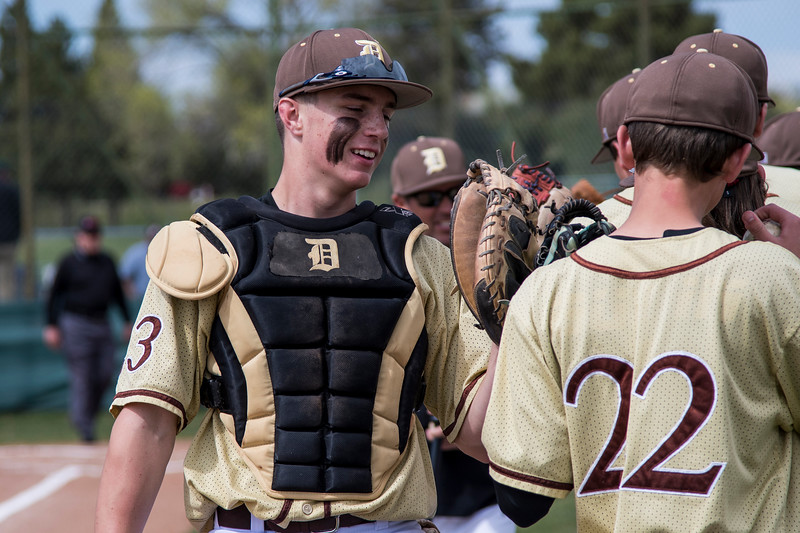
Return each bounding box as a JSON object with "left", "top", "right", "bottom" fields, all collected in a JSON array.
[
  {"left": 450, "top": 156, "right": 540, "bottom": 345},
  {"left": 450, "top": 148, "right": 615, "bottom": 344},
  {"left": 508, "top": 155, "right": 575, "bottom": 247}
]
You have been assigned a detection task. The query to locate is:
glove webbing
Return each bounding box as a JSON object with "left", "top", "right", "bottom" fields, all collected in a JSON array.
[{"left": 535, "top": 199, "right": 615, "bottom": 268}]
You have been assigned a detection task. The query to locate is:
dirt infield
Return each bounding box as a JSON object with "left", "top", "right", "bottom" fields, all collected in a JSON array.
[{"left": 0, "top": 439, "right": 194, "bottom": 533}]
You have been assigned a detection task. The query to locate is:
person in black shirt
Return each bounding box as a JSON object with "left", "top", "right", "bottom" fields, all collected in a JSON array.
[
  {"left": 0, "top": 164, "right": 20, "bottom": 301},
  {"left": 43, "top": 215, "right": 132, "bottom": 442}
]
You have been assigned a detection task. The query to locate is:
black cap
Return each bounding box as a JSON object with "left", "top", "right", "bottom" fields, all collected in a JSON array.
[{"left": 78, "top": 215, "right": 101, "bottom": 234}]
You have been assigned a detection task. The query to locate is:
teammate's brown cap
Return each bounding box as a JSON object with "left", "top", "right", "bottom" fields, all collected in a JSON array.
[
  {"left": 759, "top": 109, "right": 800, "bottom": 168},
  {"left": 391, "top": 136, "right": 466, "bottom": 195},
  {"left": 591, "top": 68, "right": 641, "bottom": 164},
  {"left": 625, "top": 51, "right": 763, "bottom": 161},
  {"left": 674, "top": 29, "right": 774, "bottom": 106},
  {"left": 273, "top": 28, "right": 432, "bottom": 111}
]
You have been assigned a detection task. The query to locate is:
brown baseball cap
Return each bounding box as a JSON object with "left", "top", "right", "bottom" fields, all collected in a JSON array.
[
  {"left": 624, "top": 51, "right": 763, "bottom": 161},
  {"left": 273, "top": 28, "right": 432, "bottom": 111},
  {"left": 759, "top": 109, "right": 800, "bottom": 168},
  {"left": 391, "top": 136, "right": 466, "bottom": 195},
  {"left": 591, "top": 68, "right": 641, "bottom": 164},
  {"left": 674, "top": 29, "right": 774, "bottom": 106}
]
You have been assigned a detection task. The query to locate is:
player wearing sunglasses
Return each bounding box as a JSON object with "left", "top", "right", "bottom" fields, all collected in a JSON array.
[{"left": 391, "top": 136, "right": 467, "bottom": 246}]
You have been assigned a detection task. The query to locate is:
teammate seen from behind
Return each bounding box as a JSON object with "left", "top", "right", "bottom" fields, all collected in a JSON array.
[
  {"left": 391, "top": 136, "right": 514, "bottom": 533},
  {"left": 96, "top": 27, "right": 496, "bottom": 533},
  {"left": 483, "top": 50, "right": 800, "bottom": 531}
]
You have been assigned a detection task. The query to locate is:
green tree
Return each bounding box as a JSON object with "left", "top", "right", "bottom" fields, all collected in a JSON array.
[
  {"left": 176, "top": 39, "right": 273, "bottom": 196},
  {"left": 0, "top": 0, "right": 121, "bottom": 225},
  {"left": 86, "top": 0, "right": 176, "bottom": 198},
  {"left": 138, "top": 0, "right": 322, "bottom": 195},
  {"left": 505, "top": 0, "right": 716, "bottom": 179},
  {"left": 512, "top": 0, "right": 716, "bottom": 105}
]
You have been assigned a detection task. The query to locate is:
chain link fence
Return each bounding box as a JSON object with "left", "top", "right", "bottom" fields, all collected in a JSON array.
[{"left": 1, "top": 0, "right": 799, "bottom": 300}]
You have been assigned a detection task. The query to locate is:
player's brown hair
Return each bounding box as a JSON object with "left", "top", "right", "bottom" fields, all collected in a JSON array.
[
  {"left": 702, "top": 170, "right": 767, "bottom": 238},
  {"left": 627, "top": 121, "right": 746, "bottom": 183}
]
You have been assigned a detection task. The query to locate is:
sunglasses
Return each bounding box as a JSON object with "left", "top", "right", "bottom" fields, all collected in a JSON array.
[
  {"left": 407, "top": 186, "right": 461, "bottom": 208},
  {"left": 279, "top": 54, "right": 409, "bottom": 97}
]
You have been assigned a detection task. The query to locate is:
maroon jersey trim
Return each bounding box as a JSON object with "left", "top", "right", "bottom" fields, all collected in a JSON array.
[
  {"left": 490, "top": 461, "right": 574, "bottom": 491},
  {"left": 113, "top": 390, "right": 189, "bottom": 430},
  {"left": 612, "top": 194, "right": 633, "bottom": 206},
  {"left": 571, "top": 241, "right": 746, "bottom": 279}
]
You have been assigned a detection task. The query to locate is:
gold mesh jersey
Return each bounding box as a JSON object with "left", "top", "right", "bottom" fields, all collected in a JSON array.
[
  {"left": 111, "top": 234, "right": 491, "bottom": 533},
  {"left": 766, "top": 195, "right": 800, "bottom": 218},
  {"left": 764, "top": 165, "right": 800, "bottom": 204},
  {"left": 483, "top": 228, "right": 800, "bottom": 532}
]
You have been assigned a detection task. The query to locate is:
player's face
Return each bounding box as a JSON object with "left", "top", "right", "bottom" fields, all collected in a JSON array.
[
  {"left": 76, "top": 231, "right": 102, "bottom": 255},
  {"left": 302, "top": 85, "right": 396, "bottom": 193},
  {"left": 401, "top": 185, "right": 460, "bottom": 246}
]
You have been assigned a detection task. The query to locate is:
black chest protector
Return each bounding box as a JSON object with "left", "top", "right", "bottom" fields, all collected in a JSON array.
[{"left": 197, "top": 195, "right": 428, "bottom": 495}]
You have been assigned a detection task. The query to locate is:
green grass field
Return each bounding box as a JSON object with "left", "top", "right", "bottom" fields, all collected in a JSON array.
[
  {"left": 520, "top": 494, "right": 577, "bottom": 532},
  {"left": 0, "top": 409, "right": 206, "bottom": 444}
]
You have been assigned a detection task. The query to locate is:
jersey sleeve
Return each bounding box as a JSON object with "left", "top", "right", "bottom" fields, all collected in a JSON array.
[
  {"left": 482, "top": 270, "right": 574, "bottom": 499},
  {"left": 409, "top": 235, "right": 492, "bottom": 441},
  {"left": 110, "top": 281, "right": 220, "bottom": 431}
]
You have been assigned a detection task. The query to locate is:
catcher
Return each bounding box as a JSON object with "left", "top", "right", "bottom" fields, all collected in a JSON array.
[
  {"left": 97, "top": 27, "right": 495, "bottom": 533},
  {"left": 450, "top": 149, "right": 613, "bottom": 344}
]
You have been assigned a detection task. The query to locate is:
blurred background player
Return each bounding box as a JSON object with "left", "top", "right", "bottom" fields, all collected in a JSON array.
[
  {"left": 743, "top": 110, "right": 800, "bottom": 256},
  {"left": 118, "top": 223, "right": 160, "bottom": 303},
  {"left": 43, "top": 215, "right": 132, "bottom": 442},
  {"left": 0, "top": 162, "right": 20, "bottom": 301},
  {"left": 391, "top": 136, "right": 465, "bottom": 246},
  {"left": 391, "top": 135, "right": 514, "bottom": 533}
]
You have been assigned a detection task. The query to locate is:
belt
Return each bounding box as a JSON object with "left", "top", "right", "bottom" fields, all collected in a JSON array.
[{"left": 216, "top": 506, "right": 373, "bottom": 533}]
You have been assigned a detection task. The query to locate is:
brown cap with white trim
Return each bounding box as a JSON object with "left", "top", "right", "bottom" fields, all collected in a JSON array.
[
  {"left": 674, "top": 29, "right": 774, "bottom": 106},
  {"left": 273, "top": 28, "right": 432, "bottom": 111},
  {"left": 624, "top": 51, "right": 763, "bottom": 161}
]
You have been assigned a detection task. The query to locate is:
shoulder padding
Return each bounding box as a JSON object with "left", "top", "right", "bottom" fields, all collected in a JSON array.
[{"left": 145, "top": 213, "right": 238, "bottom": 300}]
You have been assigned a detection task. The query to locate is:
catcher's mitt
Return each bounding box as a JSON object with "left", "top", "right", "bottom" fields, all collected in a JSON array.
[
  {"left": 510, "top": 159, "right": 562, "bottom": 206},
  {"left": 508, "top": 157, "right": 575, "bottom": 247},
  {"left": 450, "top": 157, "right": 540, "bottom": 345},
  {"left": 450, "top": 149, "right": 615, "bottom": 344}
]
